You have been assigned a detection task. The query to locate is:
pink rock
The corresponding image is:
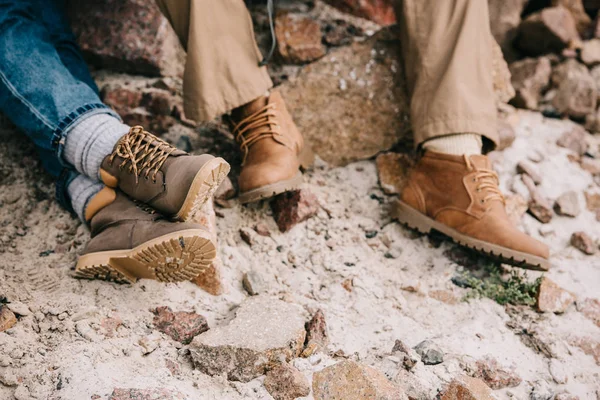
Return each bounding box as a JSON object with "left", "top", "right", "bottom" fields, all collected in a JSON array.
[
  {"left": 536, "top": 277, "right": 576, "bottom": 313},
  {"left": 270, "top": 189, "right": 319, "bottom": 232},
  {"left": 322, "top": 0, "right": 396, "bottom": 26},
  {"left": 570, "top": 231, "right": 597, "bottom": 254},
  {"left": 275, "top": 13, "right": 326, "bottom": 64},
  {"left": 152, "top": 306, "right": 209, "bottom": 344}
]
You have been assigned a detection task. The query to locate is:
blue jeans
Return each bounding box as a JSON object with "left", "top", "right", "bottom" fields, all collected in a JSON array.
[{"left": 0, "top": 0, "right": 118, "bottom": 210}]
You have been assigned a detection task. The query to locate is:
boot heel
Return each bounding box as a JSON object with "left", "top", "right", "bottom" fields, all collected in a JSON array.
[
  {"left": 391, "top": 200, "right": 432, "bottom": 234},
  {"left": 298, "top": 144, "right": 315, "bottom": 170}
]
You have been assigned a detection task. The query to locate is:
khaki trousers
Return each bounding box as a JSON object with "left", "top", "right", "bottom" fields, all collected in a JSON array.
[
  {"left": 156, "top": 0, "right": 498, "bottom": 147},
  {"left": 155, "top": 0, "right": 273, "bottom": 122}
]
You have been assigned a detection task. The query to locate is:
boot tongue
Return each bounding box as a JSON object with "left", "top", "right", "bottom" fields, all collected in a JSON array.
[
  {"left": 468, "top": 155, "right": 492, "bottom": 170},
  {"left": 232, "top": 94, "right": 269, "bottom": 121}
]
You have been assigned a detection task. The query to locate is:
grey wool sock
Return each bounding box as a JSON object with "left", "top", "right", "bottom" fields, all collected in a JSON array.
[
  {"left": 67, "top": 174, "right": 104, "bottom": 222},
  {"left": 63, "top": 113, "right": 130, "bottom": 181}
]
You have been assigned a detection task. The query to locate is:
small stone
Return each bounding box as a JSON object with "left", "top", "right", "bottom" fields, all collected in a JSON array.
[
  {"left": 554, "top": 191, "right": 581, "bottom": 217},
  {"left": 414, "top": 340, "right": 444, "bottom": 365},
  {"left": 313, "top": 360, "right": 408, "bottom": 400},
  {"left": 553, "top": 64, "right": 598, "bottom": 119},
  {"left": 580, "top": 157, "right": 600, "bottom": 175},
  {"left": 577, "top": 298, "right": 600, "bottom": 327},
  {"left": 242, "top": 271, "right": 266, "bottom": 296},
  {"left": 552, "top": 0, "right": 592, "bottom": 37},
  {"left": 6, "top": 301, "right": 31, "bottom": 317},
  {"left": 303, "top": 309, "right": 329, "bottom": 356},
  {"left": 585, "top": 190, "right": 600, "bottom": 211},
  {"left": 0, "top": 306, "right": 17, "bottom": 332},
  {"left": 497, "top": 119, "right": 517, "bottom": 150},
  {"left": 263, "top": 363, "right": 310, "bottom": 400},
  {"left": 505, "top": 194, "right": 529, "bottom": 226},
  {"left": 428, "top": 290, "right": 458, "bottom": 305},
  {"left": 152, "top": 306, "right": 209, "bottom": 344},
  {"left": 275, "top": 13, "right": 325, "bottom": 64},
  {"left": 570, "top": 231, "right": 597, "bottom": 254},
  {"left": 108, "top": 388, "right": 186, "bottom": 400},
  {"left": 549, "top": 359, "right": 569, "bottom": 384},
  {"left": 440, "top": 376, "right": 495, "bottom": 400},
  {"left": 472, "top": 357, "right": 522, "bottom": 389},
  {"left": 239, "top": 227, "right": 256, "bottom": 246},
  {"left": 509, "top": 57, "right": 552, "bottom": 110},
  {"left": 391, "top": 339, "right": 419, "bottom": 371},
  {"left": 321, "top": 0, "right": 396, "bottom": 26},
  {"left": 557, "top": 126, "right": 590, "bottom": 156},
  {"left": 553, "top": 393, "right": 579, "bottom": 400},
  {"left": 252, "top": 223, "right": 270, "bottom": 237},
  {"left": 537, "top": 277, "right": 577, "bottom": 313},
  {"left": 516, "top": 7, "right": 581, "bottom": 56},
  {"left": 189, "top": 296, "right": 307, "bottom": 382},
  {"left": 75, "top": 320, "right": 99, "bottom": 342},
  {"left": 528, "top": 190, "right": 554, "bottom": 224},
  {"left": 375, "top": 152, "right": 414, "bottom": 195},
  {"left": 0, "top": 369, "right": 18, "bottom": 386},
  {"left": 214, "top": 177, "right": 235, "bottom": 200},
  {"left": 270, "top": 189, "right": 319, "bottom": 232},
  {"left": 138, "top": 335, "right": 160, "bottom": 355},
  {"left": 582, "top": 39, "right": 600, "bottom": 66},
  {"left": 517, "top": 161, "right": 542, "bottom": 184}
]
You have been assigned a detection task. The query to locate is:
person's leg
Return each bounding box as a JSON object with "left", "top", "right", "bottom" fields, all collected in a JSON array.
[
  {"left": 155, "top": 0, "right": 314, "bottom": 204},
  {"left": 393, "top": 0, "right": 550, "bottom": 271}
]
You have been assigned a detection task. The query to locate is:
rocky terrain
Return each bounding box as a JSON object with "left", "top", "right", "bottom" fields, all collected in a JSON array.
[{"left": 0, "top": 0, "right": 599, "bottom": 399}]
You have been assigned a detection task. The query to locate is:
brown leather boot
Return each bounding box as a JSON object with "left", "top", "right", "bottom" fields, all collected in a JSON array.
[
  {"left": 392, "top": 151, "right": 550, "bottom": 271},
  {"left": 75, "top": 188, "right": 217, "bottom": 283},
  {"left": 100, "top": 126, "right": 230, "bottom": 221},
  {"left": 230, "top": 90, "right": 314, "bottom": 204}
]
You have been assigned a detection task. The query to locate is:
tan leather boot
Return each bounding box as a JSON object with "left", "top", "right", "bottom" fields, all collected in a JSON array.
[
  {"left": 75, "top": 188, "right": 217, "bottom": 283},
  {"left": 392, "top": 151, "right": 550, "bottom": 271},
  {"left": 231, "top": 90, "right": 314, "bottom": 204},
  {"left": 100, "top": 126, "right": 230, "bottom": 221}
]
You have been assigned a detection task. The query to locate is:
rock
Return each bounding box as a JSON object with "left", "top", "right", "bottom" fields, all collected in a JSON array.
[
  {"left": 551, "top": 0, "right": 592, "bottom": 37},
  {"left": 472, "top": 357, "right": 522, "bottom": 389},
  {"left": 577, "top": 298, "right": 600, "bottom": 327},
  {"left": 537, "top": 277, "right": 576, "bottom": 313},
  {"left": 549, "top": 359, "right": 569, "bottom": 384},
  {"left": 584, "top": 190, "right": 600, "bottom": 211},
  {"left": 275, "top": 13, "right": 326, "bottom": 64},
  {"left": 413, "top": 340, "right": 444, "bottom": 365},
  {"left": 6, "top": 301, "right": 31, "bottom": 317},
  {"left": 517, "top": 161, "right": 542, "bottom": 184},
  {"left": 242, "top": 271, "right": 266, "bottom": 296},
  {"left": 509, "top": 57, "right": 552, "bottom": 110},
  {"left": 263, "top": 363, "right": 310, "bottom": 400},
  {"left": 557, "top": 126, "right": 590, "bottom": 155},
  {"left": 529, "top": 379, "right": 555, "bottom": 400},
  {"left": 516, "top": 7, "right": 581, "bottom": 56},
  {"left": 239, "top": 227, "right": 257, "bottom": 246},
  {"left": 214, "top": 177, "right": 235, "bottom": 201},
  {"left": 303, "top": 309, "right": 329, "bottom": 356},
  {"left": 554, "top": 393, "right": 579, "bottom": 400},
  {"left": 323, "top": 19, "right": 363, "bottom": 47},
  {"left": 570, "top": 231, "right": 597, "bottom": 254},
  {"left": 138, "top": 335, "right": 160, "bottom": 355},
  {"left": 69, "top": 0, "right": 184, "bottom": 77},
  {"left": 505, "top": 193, "right": 529, "bottom": 226},
  {"left": 108, "top": 388, "right": 186, "bottom": 400},
  {"left": 554, "top": 191, "right": 581, "bottom": 217},
  {"left": 440, "top": 376, "right": 495, "bottom": 400},
  {"left": 270, "top": 189, "right": 319, "bottom": 232},
  {"left": 254, "top": 223, "right": 271, "bottom": 237},
  {"left": 496, "top": 119, "right": 517, "bottom": 150},
  {"left": 189, "top": 296, "right": 307, "bottom": 382},
  {"left": 312, "top": 360, "right": 408, "bottom": 400},
  {"left": 428, "top": 290, "right": 458, "bottom": 305},
  {"left": 580, "top": 157, "right": 600, "bottom": 174},
  {"left": 321, "top": 0, "right": 396, "bottom": 26},
  {"left": 152, "top": 306, "right": 209, "bottom": 344},
  {"left": 191, "top": 259, "right": 225, "bottom": 296},
  {"left": 391, "top": 339, "right": 419, "bottom": 371},
  {"left": 581, "top": 39, "right": 600, "bottom": 66},
  {"left": 488, "top": 0, "right": 530, "bottom": 62},
  {"left": 569, "top": 336, "right": 600, "bottom": 364},
  {"left": 528, "top": 190, "right": 554, "bottom": 224},
  {"left": 552, "top": 63, "right": 597, "bottom": 119},
  {"left": 375, "top": 152, "right": 414, "bottom": 195},
  {"left": 0, "top": 306, "right": 17, "bottom": 332}
]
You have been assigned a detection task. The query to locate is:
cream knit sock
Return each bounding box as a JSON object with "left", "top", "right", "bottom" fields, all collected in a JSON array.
[{"left": 422, "top": 133, "right": 482, "bottom": 156}]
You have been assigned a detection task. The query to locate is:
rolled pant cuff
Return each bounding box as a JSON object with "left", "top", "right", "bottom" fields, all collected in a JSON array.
[{"left": 414, "top": 116, "right": 499, "bottom": 149}]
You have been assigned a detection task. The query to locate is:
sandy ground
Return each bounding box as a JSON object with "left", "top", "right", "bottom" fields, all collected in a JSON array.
[{"left": 0, "top": 109, "right": 599, "bottom": 399}]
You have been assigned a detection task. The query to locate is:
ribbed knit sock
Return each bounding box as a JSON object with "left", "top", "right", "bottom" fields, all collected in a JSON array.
[
  {"left": 422, "top": 133, "right": 483, "bottom": 156},
  {"left": 63, "top": 113, "right": 130, "bottom": 181},
  {"left": 67, "top": 174, "right": 104, "bottom": 222}
]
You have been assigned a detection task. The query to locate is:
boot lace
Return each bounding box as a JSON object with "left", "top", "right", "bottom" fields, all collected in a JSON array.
[
  {"left": 232, "top": 104, "right": 278, "bottom": 165},
  {"left": 109, "top": 126, "right": 176, "bottom": 183},
  {"left": 464, "top": 155, "right": 505, "bottom": 204}
]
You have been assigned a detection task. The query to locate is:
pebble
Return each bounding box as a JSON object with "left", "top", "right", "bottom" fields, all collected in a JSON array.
[
  {"left": 554, "top": 191, "right": 580, "bottom": 217},
  {"left": 414, "top": 340, "right": 444, "bottom": 365},
  {"left": 570, "top": 231, "right": 597, "bottom": 255},
  {"left": 7, "top": 302, "right": 31, "bottom": 317},
  {"left": 242, "top": 271, "right": 266, "bottom": 296}
]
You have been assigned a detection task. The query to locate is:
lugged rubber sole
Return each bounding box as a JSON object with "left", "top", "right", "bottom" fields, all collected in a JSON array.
[
  {"left": 392, "top": 200, "right": 550, "bottom": 271},
  {"left": 75, "top": 229, "right": 217, "bottom": 283},
  {"left": 174, "top": 157, "right": 230, "bottom": 221}
]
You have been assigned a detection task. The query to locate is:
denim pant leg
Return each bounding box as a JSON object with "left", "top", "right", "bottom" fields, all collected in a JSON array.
[{"left": 0, "top": 0, "right": 119, "bottom": 210}]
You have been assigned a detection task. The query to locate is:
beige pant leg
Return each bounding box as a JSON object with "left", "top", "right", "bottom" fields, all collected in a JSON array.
[
  {"left": 395, "top": 0, "right": 498, "bottom": 148},
  {"left": 155, "top": 0, "right": 273, "bottom": 122}
]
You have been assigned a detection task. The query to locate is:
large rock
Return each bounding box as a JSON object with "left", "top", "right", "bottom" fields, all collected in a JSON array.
[
  {"left": 312, "top": 360, "right": 408, "bottom": 400},
  {"left": 551, "top": 0, "right": 592, "bottom": 37},
  {"left": 537, "top": 277, "right": 576, "bottom": 313},
  {"left": 189, "top": 296, "right": 307, "bottom": 382},
  {"left": 322, "top": 0, "right": 396, "bottom": 26},
  {"left": 275, "top": 13, "right": 326, "bottom": 64},
  {"left": 552, "top": 62, "right": 597, "bottom": 119},
  {"left": 509, "top": 57, "right": 552, "bottom": 110},
  {"left": 516, "top": 6, "right": 581, "bottom": 56},
  {"left": 375, "top": 152, "right": 414, "bottom": 195},
  {"left": 69, "top": 0, "right": 185, "bottom": 77},
  {"left": 440, "top": 376, "right": 495, "bottom": 400},
  {"left": 488, "top": 0, "right": 530, "bottom": 62}
]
